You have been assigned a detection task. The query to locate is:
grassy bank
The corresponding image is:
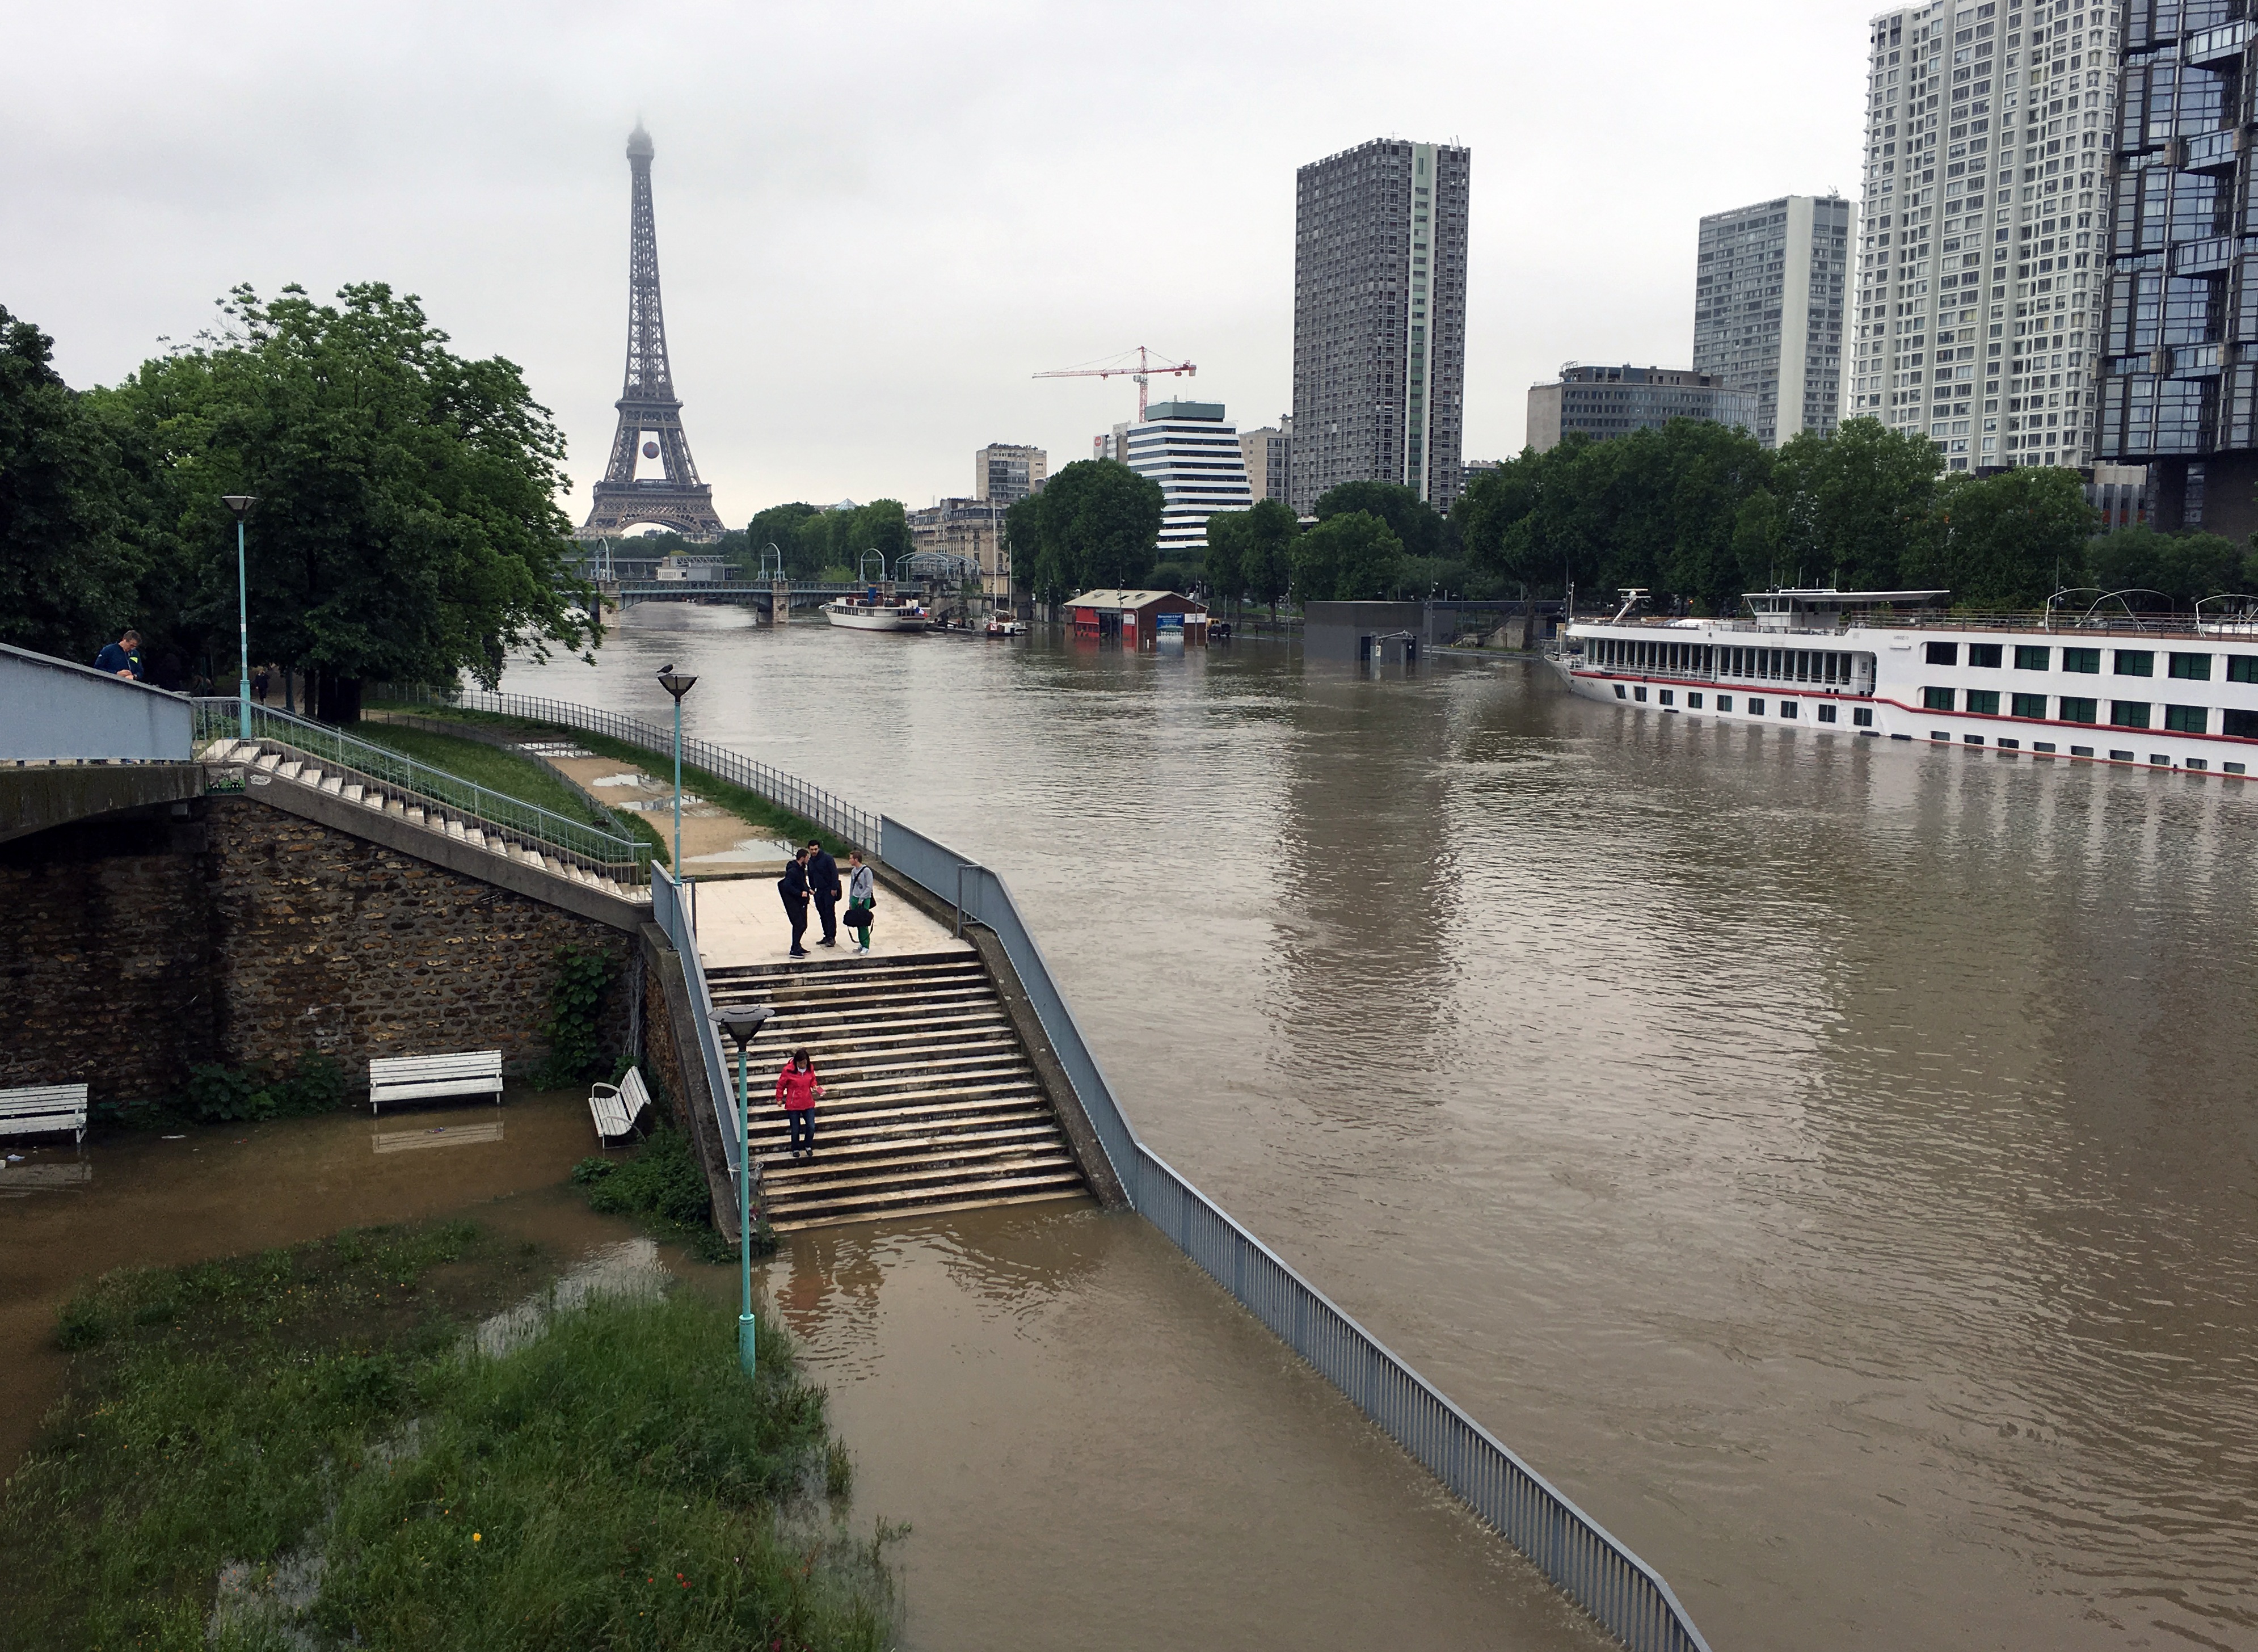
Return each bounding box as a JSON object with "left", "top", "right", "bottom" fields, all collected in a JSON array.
[
  {"left": 0, "top": 1221, "right": 895, "bottom": 1650},
  {"left": 368, "top": 701, "right": 851, "bottom": 858}
]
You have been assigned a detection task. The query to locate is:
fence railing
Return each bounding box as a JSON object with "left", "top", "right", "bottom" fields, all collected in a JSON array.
[
  {"left": 3, "top": 642, "right": 193, "bottom": 763},
  {"left": 376, "top": 684, "right": 880, "bottom": 852},
  {"left": 191, "top": 699, "right": 650, "bottom": 882},
  {"left": 651, "top": 868, "right": 739, "bottom": 1199},
  {"left": 878, "top": 816, "right": 1711, "bottom": 1652}
]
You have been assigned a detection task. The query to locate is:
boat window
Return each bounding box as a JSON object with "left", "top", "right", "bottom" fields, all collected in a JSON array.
[
  {"left": 1659, "top": 690, "right": 1675, "bottom": 706},
  {"left": 2168, "top": 652, "right": 2211, "bottom": 680},
  {"left": 2071, "top": 745, "right": 2095, "bottom": 757},
  {"left": 1818, "top": 703, "right": 1838, "bottom": 723},
  {"left": 1924, "top": 686, "right": 1955, "bottom": 710},
  {"left": 2015, "top": 645, "right": 2050, "bottom": 669},
  {"left": 2228, "top": 656, "right": 2258, "bottom": 684},
  {"left": 2062, "top": 648, "right": 2101, "bottom": 673},
  {"left": 2165, "top": 705, "right": 2208, "bottom": 733},
  {"left": 1964, "top": 734, "right": 1985, "bottom": 745},
  {"left": 1614, "top": 684, "right": 1627, "bottom": 699},
  {"left": 1968, "top": 643, "right": 2003, "bottom": 668},
  {"left": 1748, "top": 698, "right": 1766, "bottom": 715},
  {"left": 2223, "top": 709, "right": 2258, "bottom": 738},
  {"left": 2114, "top": 650, "right": 2155, "bottom": 677},
  {"left": 1926, "top": 640, "right": 1959, "bottom": 665},
  {"left": 2034, "top": 741, "right": 2057, "bottom": 752},
  {"left": 1966, "top": 690, "right": 2000, "bottom": 715},
  {"left": 1717, "top": 694, "right": 1733, "bottom": 711},
  {"left": 2228, "top": 761, "right": 2250, "bottom": 773},
  {"left": 1634, "top": 686, "right": 1648, "bottom": 701},
  {"left": 2059, "top": 696, "right": 2098, "bottom": 723},
  {"left": 2187, "top": 758, "right": 2208, "bottom": 770},
  {"left": 2110, "top": 701, "right": 2152, "bottom": 728},
  {"left": 1853, "top": 707, "right": 1875, "bottom": 727},
  {"left": 1688, "top": 693, "right": 1703, "bottom": 708},
  {"left": 2012, "top": 693, "right": 2046, "bottom": 718}
]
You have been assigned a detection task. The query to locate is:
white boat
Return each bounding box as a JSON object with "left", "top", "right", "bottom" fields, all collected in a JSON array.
[
  {"left": 823, "top": 592, "right": 929, "bottom": 633},
  {"left": 984, "top": 617, "right": 1026, "bottom": 638},
  {"left": 1553, "top": 588, "right": 2258, "bottom": 779}
]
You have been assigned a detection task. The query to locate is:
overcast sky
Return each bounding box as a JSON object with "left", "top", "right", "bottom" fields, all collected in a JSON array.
[{"left": 8, "top": 1, "right": 1878, "bottom": 526}]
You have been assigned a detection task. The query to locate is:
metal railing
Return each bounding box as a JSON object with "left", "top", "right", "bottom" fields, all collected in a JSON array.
[
  {"left": 191, "top": 699, "right": 649, "bottom": 882},
  {"left": 376, "top": 684, "right": 879, "bottom": 852},
  {"left": 651, "top": 867, "right": 739, "bottom": 1196},
  {"left": 878, "top": 816, "right": 1711, "bottom": 1652}
]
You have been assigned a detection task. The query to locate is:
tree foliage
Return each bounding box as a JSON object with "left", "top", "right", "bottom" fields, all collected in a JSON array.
[
  {"left": 1906, "top": 466, "right": 2095, "bottom": 608},
  {"left": 745, "top": 503, "right": 819, "bottom": 572},
  {"left": 1202, "top": 498, "right": 1300, "bottom": 616},
  {"left": 1009, "top": 459, "right": 1162, "bottom": 603},
  {"left": 1292, "top": 511, "right": 1405, "bottom": 602},
  {"left": 2086, "top": 524, "right": 2255, "bottom": 606},
  {"left": 1312, "top": 480, "right": 1444, "bottom": 560},
  {"left": 776, "top": 499, "right": 908, "bottom": 579}
]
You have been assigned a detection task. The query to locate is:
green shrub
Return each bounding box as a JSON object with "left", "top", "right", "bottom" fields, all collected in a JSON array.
[{"left": 536, "top": 947, "right": 617, "bottom": 1088}]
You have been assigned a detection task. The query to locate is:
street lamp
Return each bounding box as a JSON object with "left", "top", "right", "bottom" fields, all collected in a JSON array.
[
  {"left": 221, "top": 495, "right": 258, "bottom": 739},
  {"left": 712, "top": 1001, "right": 774, "bottom": 1377},
  {"left": 655, "top": 664, "right": 697, "bottom": 874}
]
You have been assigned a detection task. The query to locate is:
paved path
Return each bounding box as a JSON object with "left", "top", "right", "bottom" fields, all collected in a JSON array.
[{"left": 690, "top": 875, "right": 968, "bottom": 971}]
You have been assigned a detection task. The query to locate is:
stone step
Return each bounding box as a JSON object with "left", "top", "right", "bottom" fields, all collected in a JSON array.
[
  {"left": 319, "top": 773, "right": 344, "bottom": 796},
  {"left": 710, "top": 950, "right": 978, "bottom": 983},
  {"left": 759, "top": 1135, "right": 1071, "bottom": 1187},
  {"left": 749, "top": 1097, "right": 1051, "bottom": 1142},
  {"left": 752, "top": 1118, "right": 1060, "bottom": 1159},
  {"left": 762, "top": 1148, "right": 1077, "bottom": 1202},
  {"left": 762, "top": 1170, "right": 1088, "bottom": 1231},
  {"left": 766, "top": 1185, "right": 1089, "bottom": 1234}
]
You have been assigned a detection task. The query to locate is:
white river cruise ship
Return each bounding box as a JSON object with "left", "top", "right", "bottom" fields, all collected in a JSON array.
[{"left": 1555, "top": 589, "right": 2258, "bottom": 778}]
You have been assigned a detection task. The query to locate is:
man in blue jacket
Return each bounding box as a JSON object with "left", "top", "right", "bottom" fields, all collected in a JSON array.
[
  {"left": 806, "top": 840, "right": 842, "bottom": 949},
  {"left": 93, "top": 629, "right": 143, "bottom": 679}
]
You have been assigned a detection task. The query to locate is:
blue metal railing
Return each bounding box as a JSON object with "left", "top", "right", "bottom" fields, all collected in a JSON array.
[
  {"left": 190, "top": 699, "right": 648, "bottom": 881},
  {"left": 879, "top": 816, "right": 1711, "bottom": 1652},
  {"left": 376, "top": 684, "right": 879, "bottom": 852}
]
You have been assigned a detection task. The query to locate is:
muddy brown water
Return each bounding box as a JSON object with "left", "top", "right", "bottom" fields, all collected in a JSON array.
[{"left": 483, "top": 611, "right": 2258, "bottom": 1651}]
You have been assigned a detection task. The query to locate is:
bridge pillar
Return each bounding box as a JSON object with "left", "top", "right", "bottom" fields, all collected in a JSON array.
[{"left": 771, "top": 579, "right": 791, "bottom": 625}]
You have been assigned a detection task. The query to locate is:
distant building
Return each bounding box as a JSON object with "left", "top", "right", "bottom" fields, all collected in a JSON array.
[
  {"left": 1693, "top": 195, "right": 1853, "bottom": 448},
  {"left": 1123, "top": 400, "right": 1254, "bottom": 560},
  {"left": 1526, "top": 365, "right": 1758, "bottom": 453},
  {"left": 1292, "top": 137, "right": 1471, "bottom": 513},
  {"left": 1239, "top": 418, "right": 1292, "bottom": 504},
  {"left": 1063, "top": 588, "right": 1210, "bottom": 649},
  {"left": 975, "top": 443, "right": 1046, "bottom": 504},
  {"left": 908, "top": 498, "right": 1013, "bottom": 613},
  {"left": 1092, "top": 423, "right": 1130, "bottom": 464},
  {"left": 2087, "top": 462, "right": 2150, "bottom": 534},
  {"left": 1461, "top": 458, "right": 1503, "bottom": 492}
]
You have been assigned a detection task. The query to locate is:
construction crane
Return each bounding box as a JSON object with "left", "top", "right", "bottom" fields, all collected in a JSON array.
[{"left": 1034, "top": 345, "right": 1197, "bottom": 420}]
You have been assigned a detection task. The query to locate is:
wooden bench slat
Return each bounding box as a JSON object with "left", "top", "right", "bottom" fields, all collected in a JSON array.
[
  {"left": 368, "top": 1051, "right": 504, "bottom": 1115},
  {"left": 587, "top": 1066, "right": 652, "bottom": 1144},
  {"left": 0, "top": 1083, "right": 90, "bottom": 1143}
]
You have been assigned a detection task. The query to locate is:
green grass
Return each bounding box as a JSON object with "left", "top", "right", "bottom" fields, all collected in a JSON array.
[
  {"left": 368, "top": 702, "right": 853, "bottom": 859},
  {"left": 2, "top": 1221, "right": 896, "bottom": 1650},
  {"left": 355, "top": 719, "right": 671, "bottom": 867}
]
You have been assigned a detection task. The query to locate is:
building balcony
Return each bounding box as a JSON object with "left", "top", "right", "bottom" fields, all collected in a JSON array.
[
  {"left": 2172, "top": 235, "right": 2241, "bottom": 276},
  {"left": 2186, "top": 20, "right": 2253, "bottom": 66},
  {"left": 2182, "top": 126, "right": 2246, "bottom": 174}
]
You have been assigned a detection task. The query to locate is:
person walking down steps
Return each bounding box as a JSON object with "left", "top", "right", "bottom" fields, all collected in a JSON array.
[
  {"left": 845, "top": 849, "right": 876, "bottom": 955},
  {"left": 807, "top": 839, "right": 842, "bottom": 949},
  {"left": 775, "top": 1047, "right": 823, "bottom": 1160},
  {"left": 779, "top": 846, "right": 813, "bottom": 958}
]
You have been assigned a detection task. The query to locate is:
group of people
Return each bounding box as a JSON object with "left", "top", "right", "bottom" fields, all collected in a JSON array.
[{"left": 777, "top": 840, "right": 877, "bottom": 957}]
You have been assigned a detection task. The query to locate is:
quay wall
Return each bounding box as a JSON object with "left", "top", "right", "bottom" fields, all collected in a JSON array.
[{"left": 1, "top": 791, "right": 633, "bottom": 1107}]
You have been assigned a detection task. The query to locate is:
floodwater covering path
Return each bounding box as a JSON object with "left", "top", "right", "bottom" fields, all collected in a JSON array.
[{"left": 498, "top": 608, "right": 2258, "bottom": 1652}]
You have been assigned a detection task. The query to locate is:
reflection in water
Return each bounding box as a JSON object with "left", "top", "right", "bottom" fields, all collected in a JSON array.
[
  {"left": 505, "top": 611, "right": 2258, "bottom": 1650},
  {"left": 373, "top": 1119, "right": 507, "bottom": 1153}
]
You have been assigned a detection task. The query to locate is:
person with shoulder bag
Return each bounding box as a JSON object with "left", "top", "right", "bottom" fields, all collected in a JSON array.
[{"left": 845, "top": 849, "right": 877, "bottom": 954}]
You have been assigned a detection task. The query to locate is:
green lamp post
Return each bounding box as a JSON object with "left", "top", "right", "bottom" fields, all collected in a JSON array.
[
  {"left": 221, "top": 495, "right": 258, "bottom": 739},
  {"left": 712, "top": 1002, "right": 774, "bottom": 1376}
]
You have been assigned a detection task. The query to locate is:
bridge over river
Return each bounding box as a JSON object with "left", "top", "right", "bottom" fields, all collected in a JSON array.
[{"left": 604, "top": 580, "right": 901, "bottom": 616}]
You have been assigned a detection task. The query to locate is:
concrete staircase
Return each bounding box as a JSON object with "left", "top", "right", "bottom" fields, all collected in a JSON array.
[
  {"left": 198, "top": 736, "right": 647, "bottom": 897},
  {"left": 707, "top": 950, "right": 1090, "bottom": 1232}
]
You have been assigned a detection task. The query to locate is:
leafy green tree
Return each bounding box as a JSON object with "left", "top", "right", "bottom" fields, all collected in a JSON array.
[
  {"left": 746, "top": 504, "right": 818, "bottom": 572},
  {"left": 1003, "top": 494, "right": 1045, "bottom": 605},
  {"left": 1242, "top": 498, "right": 1299, "bottom": 618},
  {"left": 1013, "top": 459, "right": 1162, "bottom": 599},
  {"left": 0, "top": 305, "right": 145, "bottom": 663},
  {"left": 2086, "top": 524, "right": 2250, "bottom": 606},
  {"left": 95, "top": 283, "right": 593, "bottom": 720},
  {"left": 1292, "top": 511, "right": 1403, "bottom": 601},
  {"left": 1202, "top": 510, "right": 1249, "bottom": 614},
  {"left": 1910, "top": 466, "right": 2094, "bottom": 608},
  {"left": 1312, "top": 480, "right": 1444, "bottom": 559},
  {"left": 1772, "top": 417, "right": 1941, "bottom": 591}
]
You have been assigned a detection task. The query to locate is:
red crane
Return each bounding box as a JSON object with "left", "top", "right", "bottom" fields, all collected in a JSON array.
[{"left": 1033, "top": 345, "right": 1197, "bottom": 419}]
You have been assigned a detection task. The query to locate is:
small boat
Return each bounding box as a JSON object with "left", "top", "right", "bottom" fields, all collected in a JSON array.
[
  {"left": 984, "top": 617, "right": 1027, "bottom": 638},
  {"left": 823, "top": 591, "right": 929, "bottom": 632}
]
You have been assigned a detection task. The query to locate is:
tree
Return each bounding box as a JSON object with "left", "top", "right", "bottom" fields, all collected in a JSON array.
[
  {"left": 1202, "top": 509, "right": 1249, "bottom": 615},
  {"left": 1312, "top": 480, "right": 1443, "bottom": 559},
  {"left": 1292, "top": 511, "right": 1403, "bottom": 602},
  {"left": 747, "top": 503, "right": 818, "bottom": 572},
  {"left": 1003, "top": 495, "right": 1045, "bottom": 606},
  {"left": 95, "top": 283, "right": 594, "bottom": 721},
  {"left": 1772, "top": 417, "right": 1941, "bottom": 591},
  {"left": 1013, "top": 459, "right": 1162, "bottom": 600},
  {"left": 0, "top": 305, "right": 144, "bottom": 663},
  {"left": 1909, "top": 466, "right": 2094, "bottom": 608},
  {"left": 2086, "top": 524, "right": 2251, "bottom": 606},
  {"left": 1241, "top": 499, "right": 1299, "bottom": 618}
]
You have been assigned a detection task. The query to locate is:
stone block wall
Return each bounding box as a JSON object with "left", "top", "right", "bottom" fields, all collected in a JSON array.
[{"left": 1, "top": 793, "right": 631, "bottom": 1107}]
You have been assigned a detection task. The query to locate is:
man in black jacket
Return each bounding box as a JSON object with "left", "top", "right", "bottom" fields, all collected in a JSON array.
[
  {"left": 778, "top": 848, "right": 813, "bottom": 958},
  {"left": 806, "top": 840, "right": 842, "bottom": 948}
]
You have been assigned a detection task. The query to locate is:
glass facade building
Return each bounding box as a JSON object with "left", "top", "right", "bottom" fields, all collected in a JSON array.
[
  {"left": 1694, "top": 195, "right": 1855, "bottom": 446},
  {"left": 2096, "top": 1, "right": 2258, "bottom": 537},
  {"left": 1291, "top": 138, "right": 1471, "bottom": 513},
  {"left": 1852, "top": 0, "right": 2120, "bottom": 472}
]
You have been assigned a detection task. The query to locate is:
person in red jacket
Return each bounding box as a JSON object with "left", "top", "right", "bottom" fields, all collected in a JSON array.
[{"left": 776, "top": 1047, "right": 823, "bottom": 1159}]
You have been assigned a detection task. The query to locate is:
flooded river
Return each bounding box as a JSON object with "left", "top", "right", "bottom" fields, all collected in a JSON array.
[{"left": 499, "top": 609, "right": 2258, "bottom": 1651}]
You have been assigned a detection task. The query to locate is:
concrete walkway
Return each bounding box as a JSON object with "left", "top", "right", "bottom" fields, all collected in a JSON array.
[
  {"left": 689, "top": 874, "right": 970, "bottom": 972},
  {"left": 532, "top": 748, "right": 798, "bottom": 871}
]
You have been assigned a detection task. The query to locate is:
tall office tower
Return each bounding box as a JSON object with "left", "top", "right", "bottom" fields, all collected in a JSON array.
[
  {"left": 2097, "top": 2, "right": 2256, "bottom": 536},
  {"left": 1694, "top": 196, "right": 1855, "bottom": 446},
  {"left": 1849, "top": 1, "right": 2119, "bottom": 474},
  {"left": 1291, "top": 138, "right": 1471, "bottom": 513},
  {"left": 975, "top": 442, "right": 1047, "bottom": 504},
  {"left": 1239, "top": 417, "right": 1292, "bottom": 503},
  {"left": 1126, "top": 400, "right": 1254, "bottom": 559}
]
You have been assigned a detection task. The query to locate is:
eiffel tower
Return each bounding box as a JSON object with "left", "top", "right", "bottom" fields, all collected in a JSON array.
[{"left": 579, "top": 122, "right": 727, "bottom": 541}]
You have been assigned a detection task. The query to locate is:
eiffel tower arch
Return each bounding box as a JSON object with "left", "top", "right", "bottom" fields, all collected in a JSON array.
[{"left": 579, "top": 123, "right": 728, "bottom": 542}]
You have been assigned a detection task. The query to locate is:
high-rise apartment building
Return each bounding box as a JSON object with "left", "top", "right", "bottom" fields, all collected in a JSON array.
[
  {"left": 1526, "top": 366, "right": 1759, "bottom": 452},
  {"left": 1851, "top": 1, "right": 2118, "bottom": 473},
  {"left": 1291, "top": 138, "right": 1471, "bottom": 513},
  {"left": 1239, "top": 417, "right": 1293, "bottom": 503},
  {"left": 2096, "top": 2, "right": 2257, "bottom": 536},
  {"left": 1695, "top": 196, "right": 1855, "bottom": 446},
  {"left": 974, "top": 442, "right": 1046, "bottom": 504},
  {"left": 1124, "top": 400, "right": 1253, "bottom": 559}
]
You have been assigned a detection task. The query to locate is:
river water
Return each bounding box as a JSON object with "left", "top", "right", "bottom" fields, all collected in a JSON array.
[{"left": 501, "top": 608, "right": 2258, "bottom": 1651}]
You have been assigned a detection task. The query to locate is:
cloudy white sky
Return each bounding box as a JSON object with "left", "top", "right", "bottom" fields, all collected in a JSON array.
[{"left": 9, "top": 1, "right": 1878, "bottom": 526}]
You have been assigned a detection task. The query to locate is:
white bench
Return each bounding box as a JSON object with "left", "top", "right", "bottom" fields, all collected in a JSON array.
[
  {"left": 0, "top": 1084, "right": 90, "bottom": 1145},
  {"left": 587, "top": 1067, "right": 653, "bottom": 1145},
  {"left": 368, "top": 1052, "right": 504, "bottom": 1115}
]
